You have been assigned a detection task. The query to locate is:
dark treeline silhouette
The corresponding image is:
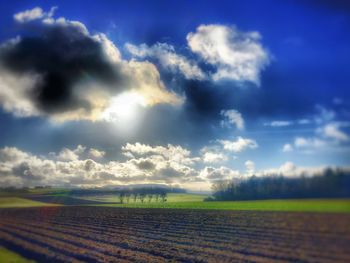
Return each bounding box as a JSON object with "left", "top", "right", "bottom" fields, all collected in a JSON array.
[{"left": 209, "top": 168, "right": 350, "bottom": 201}]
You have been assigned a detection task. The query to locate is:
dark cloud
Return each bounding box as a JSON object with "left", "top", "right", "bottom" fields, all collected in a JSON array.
[
  {"left": 135, "top": 160, "right": 156, "bottom": 171},
  {"left": 12, "top": 162, "right": 43, "bottom": 180},
  {"left": 0, "top": 21, "right": 124, "bottom": 114}
]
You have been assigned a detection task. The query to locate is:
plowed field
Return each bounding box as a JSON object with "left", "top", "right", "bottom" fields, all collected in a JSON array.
[{"left": 0, "top": 207, "right": 349, "bottom": 262}]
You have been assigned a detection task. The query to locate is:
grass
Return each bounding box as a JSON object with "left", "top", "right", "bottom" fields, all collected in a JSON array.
[
  {"left": 91, "top": 195, "right": 350, "bottom": 213},
  {"left": 0, "top": 247, "right": 35, "bottom": 263},
  {"left": 0, "top": 197, "right": 58, "bottom": 208}
]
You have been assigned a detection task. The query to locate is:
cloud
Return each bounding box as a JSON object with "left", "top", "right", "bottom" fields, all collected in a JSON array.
[
  {"left": 0, "top": 7, "right": 182, "bottom": 122},
  {"left": 50, "top": 145, "right": 107, "bottom": 162},
  {"left": 283, "top": 119, "right": 350, "bottom": 154},
  {"left": 294, "top": 137, "right": 326, "bottom": 149},
  {"left": 88, "top": 148, "right": 106, "bottom": 159},
  {"left": 283, "top": 134, "right": 348, "bottom": 154},
  {"left": 256, "top": 161, "right": 341, "bottom": 178},
  {"left": 125, "top": 42, "right": 205, "bottom": 80},
  {"left": 220, "top": 109, "right": 244, "bottom": 130},
  {"left": 282, "top": 106, "right": 350, "bottom": 154},
  {"left": 56, "top": 148, "right": 81, "bottom": 162},
  {"left": 200, "top": 147, "right": 228, "bottom": 163},
  {"left": 245, "top": 160, "right": 255, "bottom": 174},
  {"left": 282, "top": 143, "right": 293, "bottom": 152},
  {"left": 0, "top": 144, "right": 203, "bottom": 188},
  {"left": 122, "top": 143, "right": 199, "bottom": 165},
  {"left": 200, "top": 166, "right": 240, "bottom": 181},
  {"left": 218, "top": 137, "right": 258, "bottom": 152},
  {"left": 318, "top": 123, "right": 349, "bottom": 142},
  {"left": 0, "top": 144, "right": 348, "bottom": 190},
  {"left": 187, "top": 24, "right": 270, "bottom": 85},
  {"left": 264, "top": 120, "right": 293, "bottom": 127},
  {"left": 13, "top": 6, "right": 57, "bottom": 23}
]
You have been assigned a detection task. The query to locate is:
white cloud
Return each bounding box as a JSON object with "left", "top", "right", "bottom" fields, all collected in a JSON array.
[
  {"left": 88, "top": 148, "right": 106, "bottom": 159},
  {"left": 125, "top": 42, "right": 205, "bottom": 80},
  {"left": 14, "top": 6, "right": 58, "bottom": 23},
  {"left": 14, "top": 7, "right": 44, "bottom": 23},
  {"left": 1, "top": 144, "right": 348, "bottom": 190},
  {"left": 220, "top": 109, "right": 244, "bottom": 130},
  {"left": 200, "top": 166, "right": 240, "bottom": 181},
  {"left": 218, "top": 137, "right": 258, "bottom": 152},
  {"left": 318, "top": 123, "right": 349, "bottom": 142},
  {"left": 0, "top": 66, "right": 41, "bottom": 118},
  {"left": 187, "top": 24, "right": 270, "bottom": 85},
  {"left": 257, "top": 161, "right": 338, "bottom": 178},
  {"left": 0, "top": 144, "right": 204, "bottom": 188},
  {"left": 56, "top": 145, "right": 86, "bottom": 162},
  {"left": 294, "top": 137, "right": 326, "bottom": 149},
  {"left": 282, "top": 143, "right": 293, "bottom": 152},
  {"left": 245, "top": 160, "right": 255, "bottom": 174},
  {"left": 122, "top": 143, "right": 199, "bottom": 166},
  {"left": 283, "top": 120, "right": 350, "bottom": 154},
  {"left": 200, "top": 147, "right": 228, "bottom": 163},
  {"left": 265, "top": 120, "right": 293, "bottom": 127}
]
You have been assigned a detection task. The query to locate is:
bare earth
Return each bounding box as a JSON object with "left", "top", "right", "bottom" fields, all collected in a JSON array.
[{"left": 0, "top": 207, "right": 349, "bottom": 262}]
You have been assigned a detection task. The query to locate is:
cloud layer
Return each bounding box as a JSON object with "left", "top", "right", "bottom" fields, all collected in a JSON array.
[{"left": 0, "top": 144, "right": 341, "bottom": 190}]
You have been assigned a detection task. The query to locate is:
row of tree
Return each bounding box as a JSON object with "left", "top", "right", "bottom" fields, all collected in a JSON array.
[
  {"left": 116, "top": 188, "right": 168, "bottom": 203},
  {"left": 209, "top": 168, "right": 350, "bottom": 201}
]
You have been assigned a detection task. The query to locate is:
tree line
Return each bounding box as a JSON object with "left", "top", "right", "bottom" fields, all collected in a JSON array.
[
  {"left": 208, "top": 168, "right": 350, "bottom": 201},
  {"left": 115, "top": 188, "right": 168, "bottom": 203}
]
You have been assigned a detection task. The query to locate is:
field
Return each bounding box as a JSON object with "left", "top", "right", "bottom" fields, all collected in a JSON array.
[
  {"left": 0, "top": 246, "right": 34, "bottom": 263},
  {"left": 0, "top": 193, "right": 350, "bottom": 212},
  {"left": 0, "top": 206, "right": 349, "bottom": 262},
  {"left": 0, "top": 197, "right": 59, "bottom": 208},
  {"left": 1, "top": 193, "right": 350, "bottom": 262},
  {"left": 81, "top": 194, "right": 350, "bottom": 213}
]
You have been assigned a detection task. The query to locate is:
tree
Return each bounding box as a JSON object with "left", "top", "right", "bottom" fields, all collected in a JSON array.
[
  {"left": 160, "top": 191, "right": 167, "bottom": 202},
  {"left": 118, "top": 191, "right": 126, "bottom": 204},
  {"left": 155, "top": 192, "right": 160, "bottom": 202},
  {"left": 139, "top": 192, "right": 146, "bottom": 203},
  {"left": 125, "top": 191, "right": 131, "bottom": 203},
  {"left": 132, "top": 192, "right": 138, "bottom": 202},
  {"left": 209, "top": 168, "right": 350, "bottom": 201}
]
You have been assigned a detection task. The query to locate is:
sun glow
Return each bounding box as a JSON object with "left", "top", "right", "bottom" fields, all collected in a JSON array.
[{"left": 102, "top": 92, "right": 147, "bottom": 122}]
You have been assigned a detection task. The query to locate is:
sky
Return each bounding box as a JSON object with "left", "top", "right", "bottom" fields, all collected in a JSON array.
[{"left": 0, "top": 0, "right": 349, "bottom": 191}]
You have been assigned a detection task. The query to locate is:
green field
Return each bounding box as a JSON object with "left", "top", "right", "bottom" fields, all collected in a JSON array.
[
  {"left": 0, "top": 193, "right": 349, "bottom": 213},
  {"left": 81, "top": 194, "right": 350, "bottom": 213},
  {"left": 0, "top": 247, "right": 34, "bottom": 263},
  {"left": 96, "top": 199, "right": 350, "bottom": 213},
  {"left": 80, "top": 193, "right": 207, "bottom": 203},
  {"left": 0, "top": 197, "right": 58, "bottom": 208}
]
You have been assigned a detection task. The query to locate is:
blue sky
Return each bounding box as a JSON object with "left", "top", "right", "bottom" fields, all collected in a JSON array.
[{"left": 0, "top": 0, "right": 349, "bottom": 190}]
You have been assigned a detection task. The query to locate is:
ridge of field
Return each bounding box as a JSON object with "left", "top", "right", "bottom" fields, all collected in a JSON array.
[
  {"left": 0, "top": 246, "right": 35, "bottom": 263},
  {"left": 0, "top": 197, "right": 59, "bottom": 208}
]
